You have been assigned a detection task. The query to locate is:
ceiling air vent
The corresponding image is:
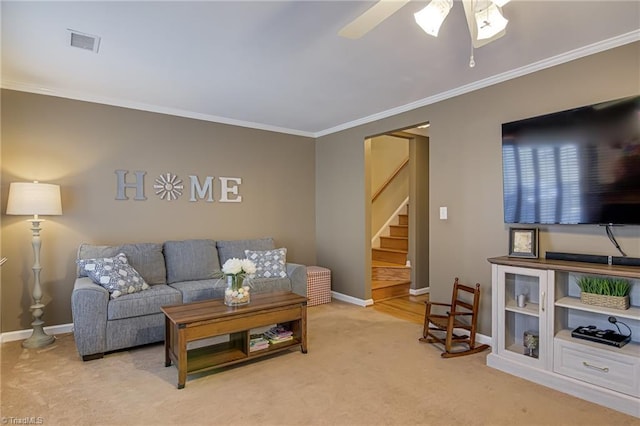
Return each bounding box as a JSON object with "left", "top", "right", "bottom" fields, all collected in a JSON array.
[{"left": 68, "top": 29, "right": 101, "bottom": 53}]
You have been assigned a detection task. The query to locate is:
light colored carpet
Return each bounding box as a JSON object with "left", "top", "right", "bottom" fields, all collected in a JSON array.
[{"left": 1, "top": 301, "right": 637, "bottom": 426}]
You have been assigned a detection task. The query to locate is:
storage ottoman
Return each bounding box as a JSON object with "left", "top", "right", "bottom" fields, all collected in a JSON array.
[{"left": 306, "top": 266, "right": 331, "bottom": 306}]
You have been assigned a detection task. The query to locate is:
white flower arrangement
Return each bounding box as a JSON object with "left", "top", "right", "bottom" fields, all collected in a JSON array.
[
  {"left": 222, "top": 258, "right": 256, "bottom": 306},
  {"left": 222, "top": 258, "right": 257, "bottom": 277}
]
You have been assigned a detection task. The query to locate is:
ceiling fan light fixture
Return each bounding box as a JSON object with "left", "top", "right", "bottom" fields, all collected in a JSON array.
[
  {"left": 475, "top": 3, "right": 508, "bottom": 40},
  {"left": 414, "top": 0, "right": 453, "bottom": 37}
]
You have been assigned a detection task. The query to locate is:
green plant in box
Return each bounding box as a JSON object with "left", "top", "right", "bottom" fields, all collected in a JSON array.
[
  {"left": 576, "top": 276, "right": 630, "bottom": 296},
  {"left": 609, "top": 278, "right": 632, "bottom": 297}
]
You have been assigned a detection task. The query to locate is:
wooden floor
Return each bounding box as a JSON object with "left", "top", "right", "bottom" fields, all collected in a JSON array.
[{"left": 371, "top": 294, "right": 428, "bottom": 325}]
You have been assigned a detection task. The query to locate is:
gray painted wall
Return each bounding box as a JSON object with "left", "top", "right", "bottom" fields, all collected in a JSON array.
[
  {"left": 2, "top": 43, "right": 639, "bottom": 337},
  {"left": 409, "top": 135, "right": 429, "bottom": 290},
  {"left": 316, "top": 42, "right": 640, "bottom": 335},
  {"left": 1, "top": 90, "right": 316, "bottom": 332}
]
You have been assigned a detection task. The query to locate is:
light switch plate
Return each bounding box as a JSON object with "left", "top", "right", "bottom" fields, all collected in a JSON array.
[{"left": 439, "top": 207, "right": 447, "bottom": 220}]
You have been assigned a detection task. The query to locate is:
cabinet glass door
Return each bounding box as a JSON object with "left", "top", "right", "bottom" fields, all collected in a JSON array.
[{"left": 495, "top": 265, "right": 551, "bottom": 369}]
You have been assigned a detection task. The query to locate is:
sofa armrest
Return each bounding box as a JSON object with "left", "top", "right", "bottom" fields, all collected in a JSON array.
[
  {"left": 287, "top": 263, "right": 307, "bottom": 297},
  {"left": 71, "top": 277, "right": 109, "bottom": 358}
]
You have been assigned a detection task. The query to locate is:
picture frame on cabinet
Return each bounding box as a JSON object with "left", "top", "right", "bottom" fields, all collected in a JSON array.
[{"left": 508, "top": 228, "right": 538, "bottom": 258}]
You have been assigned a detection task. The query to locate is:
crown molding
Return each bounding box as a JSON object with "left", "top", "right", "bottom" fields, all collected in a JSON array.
[
  {"left": 315, "top": 30, "right": 640, "bottom": 138},
  {"left": 0, "top": 80, "right": 315, "bottom": 138},
  {"left": 2, "top": 30, "right": 638, "bottom": 139}
]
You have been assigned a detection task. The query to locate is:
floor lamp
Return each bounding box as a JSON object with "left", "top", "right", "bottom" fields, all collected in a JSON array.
[{"left": 6, "top": 181, "right": 62, "bottom": 348}]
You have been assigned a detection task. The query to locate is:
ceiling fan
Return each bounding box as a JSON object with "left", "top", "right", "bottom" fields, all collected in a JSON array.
[{"left": 339, "top": 0, "right": 511, "bottom": 49}]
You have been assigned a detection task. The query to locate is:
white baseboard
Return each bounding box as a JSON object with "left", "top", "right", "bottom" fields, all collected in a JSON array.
[
  {"left": 476, "top": 332, "right": 492, "bottom": 346},
  {"left": 331, "top": 291, "right": 374, "bottom": 307},
  {"left": 450, "top": 329, "right": 491, "bottom": 347},
  {"left": 424, "top": 321, "right": 492, "bottom": 347},
  {"left": 0, "top": 315, "right": 490, "bottom": 350},
  {"left": 410, "top": 287, "right": 430, "bottom": 296},
  {"left": 0, "top": 323, "right": 74, "bottom": 344}
]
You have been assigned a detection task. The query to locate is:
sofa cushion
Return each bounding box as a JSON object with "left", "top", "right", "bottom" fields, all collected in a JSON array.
[
  {"left": 78, "top": 243, "right": 167, "bottom": 285},
  {"left": 216, "top": 237, "right": 275, "bottom": 265},
  {"left": 245, "top": 248, "right": 288, "bottom": 279},
  {"left": 164, "top": 239, "right": 221, "bottom": 284},
  {"left": 77, "top": 253, "right": 150, "bottom": 299},
  {"left": 170, "top": 278, "right": 227, "bottom": 303},
  {"left": 107, "top": 284, "right": 182, "bottom": 321},
  {"left": 247, "top": 277, "right": 292, "bottom": 294}
]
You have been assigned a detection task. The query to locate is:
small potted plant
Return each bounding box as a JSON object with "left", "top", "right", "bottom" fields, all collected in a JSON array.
[{"left": 576, "top": 275, "right": 631, "bottom": 310}]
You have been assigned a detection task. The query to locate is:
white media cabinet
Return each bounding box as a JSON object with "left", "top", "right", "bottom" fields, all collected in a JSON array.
[{"left": 487, "top": 256, "right": 639, "bottom": 418}]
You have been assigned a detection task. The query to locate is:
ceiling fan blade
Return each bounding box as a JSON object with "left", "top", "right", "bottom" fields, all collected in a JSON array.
[{"left": 338, "top": 0, "right": 411, "bottom": 39}]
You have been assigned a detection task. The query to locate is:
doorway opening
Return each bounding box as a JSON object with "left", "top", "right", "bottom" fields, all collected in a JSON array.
[{"left": 366, "top": 123, "right": 430, "bottom": 314}]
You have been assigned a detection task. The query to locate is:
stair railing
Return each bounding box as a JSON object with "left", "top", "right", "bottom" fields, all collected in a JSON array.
[{"left": 371, "top": 157, "right": 409, "bottom": 202}]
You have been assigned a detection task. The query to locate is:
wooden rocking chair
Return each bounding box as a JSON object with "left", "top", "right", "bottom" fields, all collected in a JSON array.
[{"left": 419, "top": 278, "right": 489, "bottom": 358}]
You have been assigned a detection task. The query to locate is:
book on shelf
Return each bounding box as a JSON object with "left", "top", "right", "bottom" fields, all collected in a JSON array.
[
  {"left": 267, "top": 325, "right": 292, "bottom": 334},
  {"left": 249, "top": 333, "right": 269, "bottom": 352},
  {"left": 250, "top": 342, "right": 269, "bottom": 352},
  {"left": 264, "top": 326, "right": 292, "bottom": 339},
  {"left": 263, "top": 325, "right": 294, "bottom": 345},
  {"left": 267, "top": 335, "right": 293, "bottom": 344}
]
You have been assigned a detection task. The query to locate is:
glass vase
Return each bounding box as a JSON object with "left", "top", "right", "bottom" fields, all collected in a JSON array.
[
  {"left": 224, "top": 274, "right": 250, "bottom": 306},
  {"left": 523, "top": 330, "right": 539, "bottom": 358}
]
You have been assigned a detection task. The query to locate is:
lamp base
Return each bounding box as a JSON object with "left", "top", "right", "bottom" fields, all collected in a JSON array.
[{"left": 21, "top": 318, "right": 55, "bottom": 349}]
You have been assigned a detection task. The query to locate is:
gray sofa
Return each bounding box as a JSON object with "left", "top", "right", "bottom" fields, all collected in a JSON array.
[{"left": 71, "top": 238, "right": 307, "bottom": 361}]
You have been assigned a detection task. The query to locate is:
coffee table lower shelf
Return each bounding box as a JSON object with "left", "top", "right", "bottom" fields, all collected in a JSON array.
[
  {"left": 186, "top": 337, "right": 303, "bottom": 374},
  {"left": 162, "top": 291, "right": 308, "bottom": 389}
]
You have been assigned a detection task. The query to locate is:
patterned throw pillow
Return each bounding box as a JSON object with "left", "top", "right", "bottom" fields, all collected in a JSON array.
[
  {"left": 244, "top": 248, "right": 287, "bottom": 279},
  {"left": 77, "top": 253, "right": 150, "bottom": 299}
]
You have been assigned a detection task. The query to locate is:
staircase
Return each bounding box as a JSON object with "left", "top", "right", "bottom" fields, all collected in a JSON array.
[{"left": 372, "top": 211, "right": 411, "bottom": 302}]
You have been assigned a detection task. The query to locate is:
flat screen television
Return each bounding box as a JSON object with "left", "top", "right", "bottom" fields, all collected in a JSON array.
[{"left": 502, "top": 95, "right": 640, "bottom": 225}]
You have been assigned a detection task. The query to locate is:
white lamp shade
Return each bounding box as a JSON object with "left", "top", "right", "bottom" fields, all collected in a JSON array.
[
  {"left": 475, "top": 3, "right": 508, "bottom": 40},
  {"left": 414, "top": 0, "right": 453, "bottom": 37},
  {"left": 6, "top": 182, "right": 62, "bottom": 216}
]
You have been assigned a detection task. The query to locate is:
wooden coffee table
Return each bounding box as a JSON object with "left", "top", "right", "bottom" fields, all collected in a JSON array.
[{"left": 161, "top": 291, "right": 307, "bottom": 389}]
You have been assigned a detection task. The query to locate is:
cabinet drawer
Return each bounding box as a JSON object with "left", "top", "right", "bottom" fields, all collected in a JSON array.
[{"left": 554, "top": 338, "right": 640, "bottom": 397}]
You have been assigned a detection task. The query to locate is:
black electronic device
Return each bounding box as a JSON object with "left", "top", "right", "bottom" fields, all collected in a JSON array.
[
  {"left": 545, "top": 252, "right": 640, "bottom": 266},
  {"left": 545, "top": 252, "right": 609, "bottom": 264},
  {"left": 612, "top": 256, "right": 640, "bottom": 267},
  {"left": 501, "top": 95, "right": 640, "bottom": 225},
  {"left": 571, "top": 325, "right": 631, "bottom": 348}
]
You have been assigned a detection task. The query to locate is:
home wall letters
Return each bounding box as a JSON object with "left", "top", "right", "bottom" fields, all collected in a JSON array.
[{"left": 115, "top": 170, "right": 242, "bottom": 203}]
